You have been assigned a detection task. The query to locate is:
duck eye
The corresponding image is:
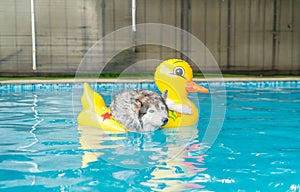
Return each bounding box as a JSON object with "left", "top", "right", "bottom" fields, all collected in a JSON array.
[
  {"left": 149, "top": 109, "right": 155, "bottom": 113},
  {"left": 161, "top": 106, "right": 165, "bottom": 110},
  {"left": 174, "top": 67, "right": 184, "bottom": 77}
]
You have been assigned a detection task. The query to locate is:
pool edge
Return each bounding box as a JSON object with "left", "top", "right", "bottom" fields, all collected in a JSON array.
[{"left": 1, "top": 77, "right": 300, "bottom": 84}]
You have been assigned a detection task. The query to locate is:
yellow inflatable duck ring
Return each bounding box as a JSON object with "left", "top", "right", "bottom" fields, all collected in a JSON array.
[
  {"left": 77, "top": 59, "right": 208, "bottom": 132},
  {"left": 78, "top": 82, "right": 127, "bottom": 132}
]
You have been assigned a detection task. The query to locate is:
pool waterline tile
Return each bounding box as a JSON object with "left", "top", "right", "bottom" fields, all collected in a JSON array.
[{"left": 0, "top": 80, "right": 299, "bottom": 93}]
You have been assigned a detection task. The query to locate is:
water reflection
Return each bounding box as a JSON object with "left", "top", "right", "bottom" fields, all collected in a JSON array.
[
  {"left": 18, "top": 94, "right": 43, "bottom": 151},
  {"left": 146, "top": 141, "right": 208, "bottom": 191},
  {"left": 78, "top": 125, "right": 208, "bottom": 190}
]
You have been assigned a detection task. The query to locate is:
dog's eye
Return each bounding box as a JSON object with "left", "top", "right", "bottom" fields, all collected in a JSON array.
[
  {"left": 174, "top": 66, "right": 184, "bottom": 77},
  {"left": 149, "top": 109, "right": 155, "bottom": 113}
]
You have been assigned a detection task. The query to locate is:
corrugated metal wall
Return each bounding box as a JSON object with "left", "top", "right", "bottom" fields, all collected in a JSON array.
[{"left": 0, "top": 0, "right": 299, "bottom": 76}]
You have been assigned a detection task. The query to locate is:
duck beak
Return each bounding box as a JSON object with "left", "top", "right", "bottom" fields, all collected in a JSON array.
[{"left": 186, "top": 81, "right": 209, "bottom": 93}]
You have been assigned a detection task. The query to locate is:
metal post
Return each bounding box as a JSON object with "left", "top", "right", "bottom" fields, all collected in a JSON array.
[
  {"left": 132, "top": 0, "right": 136, "bottom": 32},
  {"left": 30, "top": 0, "right": 37, "bottom": 71},
  {"left": 272, "top": 0, "right": 278, "bottom": 70},
  {"left": 227, "top": 0, "right": 231, "bottom": 70},
  {"left": 132, "top": 0, "right": 136, "bottom": 53}
]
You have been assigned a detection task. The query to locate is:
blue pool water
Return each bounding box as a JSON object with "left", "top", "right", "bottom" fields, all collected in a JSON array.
[{"left": 0, "top": 81, "right": 299, "bottom": 191}]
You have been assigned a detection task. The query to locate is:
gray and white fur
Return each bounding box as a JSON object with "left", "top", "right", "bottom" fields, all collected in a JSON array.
[{"left": 110, "top": 89, "right": 169, "bottom": 132}]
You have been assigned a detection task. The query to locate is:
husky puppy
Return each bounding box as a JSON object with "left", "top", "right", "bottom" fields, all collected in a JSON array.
[{"left": 110, "top": 89, "right": 169, "bottom": 132}]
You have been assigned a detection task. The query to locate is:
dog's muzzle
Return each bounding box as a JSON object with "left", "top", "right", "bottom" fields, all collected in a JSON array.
[{"left": 162, "top": 117, "right": 168, "bottom": 126}]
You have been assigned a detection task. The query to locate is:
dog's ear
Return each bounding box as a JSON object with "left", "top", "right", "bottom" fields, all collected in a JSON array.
[{"left": 161, "top": 90, "right": 168, "bottom": 100}]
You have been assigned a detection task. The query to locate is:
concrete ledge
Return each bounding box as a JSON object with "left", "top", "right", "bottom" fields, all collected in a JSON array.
[{"left": 1, "top": 77, "right": 300, "bottom": 84}]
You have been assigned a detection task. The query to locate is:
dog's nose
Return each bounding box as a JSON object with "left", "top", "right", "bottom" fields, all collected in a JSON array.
[{"left": 162, "top": 117, "right": 168, "bottom": 126}]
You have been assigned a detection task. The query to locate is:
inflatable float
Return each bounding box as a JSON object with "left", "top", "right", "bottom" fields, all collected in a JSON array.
[{"left": 77, "top": 59, "right": 209, "bottom": 132}]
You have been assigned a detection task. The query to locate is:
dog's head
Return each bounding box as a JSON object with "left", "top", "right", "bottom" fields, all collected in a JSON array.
[{"left": 132, "top": 90, "right": 169, "bottom": 131}]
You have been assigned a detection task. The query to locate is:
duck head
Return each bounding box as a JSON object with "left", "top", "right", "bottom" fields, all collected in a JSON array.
[{"left": 154, "top": 59, "right": 208, "bottom": 102}]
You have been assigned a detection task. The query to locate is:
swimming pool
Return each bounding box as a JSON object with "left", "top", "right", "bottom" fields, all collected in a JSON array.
[{"left": 0, "top": 81, "right": 299, "bottom": 191}]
